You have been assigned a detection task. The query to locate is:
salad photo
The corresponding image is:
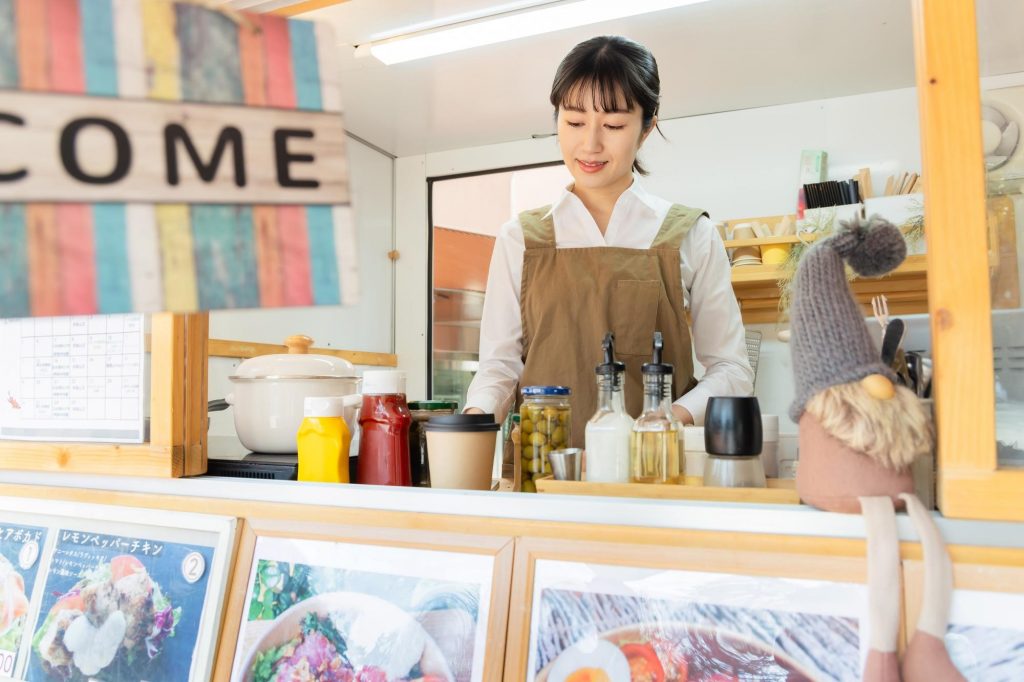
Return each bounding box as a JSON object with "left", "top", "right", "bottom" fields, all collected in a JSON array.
[
  {"left": 235, "top": 539, "right": 496, "bottom": 682},
  {"left": 31, "top": 554, "right": 180, "bottom": 680},
  {"left": 242, "top": 592, "right": 454, "bottom": 682}
]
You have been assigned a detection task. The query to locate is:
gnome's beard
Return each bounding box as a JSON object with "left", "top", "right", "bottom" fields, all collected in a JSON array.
[{"left": 805, "top": 382, "right": 932, "bottom": 470}]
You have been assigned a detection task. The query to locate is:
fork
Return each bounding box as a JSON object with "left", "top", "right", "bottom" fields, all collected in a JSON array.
[{"left": 871, "top": 294, "right": 889, "bottom": 345}]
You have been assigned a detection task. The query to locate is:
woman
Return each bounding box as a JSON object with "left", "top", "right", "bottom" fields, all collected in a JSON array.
[{"left": 465, "top": 35, "right": 753, "bottom": 447}]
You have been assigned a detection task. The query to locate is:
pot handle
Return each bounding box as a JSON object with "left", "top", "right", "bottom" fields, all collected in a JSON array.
[{"left": 208, "top": 398, "right": 231, "bottom": 412}]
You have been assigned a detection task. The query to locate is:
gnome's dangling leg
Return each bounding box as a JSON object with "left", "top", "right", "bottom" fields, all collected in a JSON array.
[
  {"left": 860, "top": 496, "right": 903, "bottom": 682},
  {"left": 899, "top": 493, "right": 966, "bottom": 682}
]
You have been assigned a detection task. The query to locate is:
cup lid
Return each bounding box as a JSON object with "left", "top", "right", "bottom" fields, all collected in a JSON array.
[
  {"left": 761, "top": 414, "right": 779, "bottom": 440},
  {"left": 422, "top": 414, "right": 500, "bottom": 432}
]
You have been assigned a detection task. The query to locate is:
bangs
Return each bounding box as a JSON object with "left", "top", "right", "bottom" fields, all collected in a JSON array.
[{"left": 558, "top": 73, "right": 636, "bottom": 114}]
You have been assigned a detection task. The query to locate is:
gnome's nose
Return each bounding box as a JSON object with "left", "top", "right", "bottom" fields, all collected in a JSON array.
[{"left": 861, "top": 374, "right": 896, "bottom": 400}]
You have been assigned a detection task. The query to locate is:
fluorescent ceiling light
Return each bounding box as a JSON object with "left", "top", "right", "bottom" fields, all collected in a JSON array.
[{"left": 365, "top": 0, "right": 713, "bottom": 65}]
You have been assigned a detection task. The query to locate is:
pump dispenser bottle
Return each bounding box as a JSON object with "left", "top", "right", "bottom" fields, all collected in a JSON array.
[
  {"left": 584, "top": 333, "right": 634, "bottom": 482},
  {"left": 631, "top": 332, "right": 682, "bottom": 484}
]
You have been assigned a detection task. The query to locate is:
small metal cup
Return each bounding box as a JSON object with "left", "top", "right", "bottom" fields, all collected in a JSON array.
[{"left": 549, "top": 448, "right": 583, "bottom": 481}]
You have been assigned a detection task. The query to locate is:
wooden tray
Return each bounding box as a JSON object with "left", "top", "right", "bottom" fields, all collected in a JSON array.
[{"left": 534, "top": 476, "right": 800, "bottom": 505}]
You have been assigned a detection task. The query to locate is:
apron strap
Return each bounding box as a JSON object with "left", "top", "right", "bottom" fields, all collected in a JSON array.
[
  {"left": 519, "top": 206, "right": 555, "bottom": 249},
  {"left": 651, "top": 204, "right": 709, "bottom": 249}
]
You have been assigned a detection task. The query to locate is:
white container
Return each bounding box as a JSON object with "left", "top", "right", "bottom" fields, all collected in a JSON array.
[
  {"left": 585, "top": 416, "right": 633, "bottom": 482},
  {"left": 216, "top": 336, "right": 361, "bottom": 454},
  {"left": 682, "top": 426, "right": 706, "bottom": 478}
]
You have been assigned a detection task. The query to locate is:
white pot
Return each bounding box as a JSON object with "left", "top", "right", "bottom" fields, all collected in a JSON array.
[{"left": 215, "top": 336, "right": 362, "bottom": 454}]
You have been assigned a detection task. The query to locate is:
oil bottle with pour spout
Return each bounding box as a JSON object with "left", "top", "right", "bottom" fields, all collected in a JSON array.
[
  {"left": 631, "top": 332, "right": 682, "bottom": 484},
  {"left": 584, "top": 333, "right": 634, "bottom": 482}
]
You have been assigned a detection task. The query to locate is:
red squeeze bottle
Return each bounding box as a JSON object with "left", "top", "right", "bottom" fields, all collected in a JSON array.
[{"left": 356, "top": 371, "right": 412, "bottom": 486}]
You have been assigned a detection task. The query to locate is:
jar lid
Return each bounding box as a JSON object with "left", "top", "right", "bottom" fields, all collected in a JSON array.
[
  {"left": 303, "top": 396, "right": 346, "bottom": 417},
  {"left": 422, "top": 414, "right": 501, "bottom": 432},
  {"left": 230, "top": 346, "right": 357, "bottom": 381},
  {"left": 362, "top": 370, "right": 406, "bottom": 395},
  {"left": 408, "top": 400, "right": 459, "bottom": 411},
  {"left": 521, "top": 386, "right": 571, "bottom": 396}
]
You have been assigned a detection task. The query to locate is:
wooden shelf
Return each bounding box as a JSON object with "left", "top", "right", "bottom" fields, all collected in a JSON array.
[
  {"left": 0, "top": 442, "right": 184, "bottom": 477},
  {"left": 731, "top": 254, "right": 929, "bottom": 324},
  {"left": 535, "top": 476, "right": 799, "bottom": 505}
]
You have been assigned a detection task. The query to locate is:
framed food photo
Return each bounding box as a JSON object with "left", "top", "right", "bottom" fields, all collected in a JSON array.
[
  {"left": 904, "top": 559, "right": 1024, "bottom": 680},
  {"left": 220, "top": 519, "right": 514, "bottom": 682},
  {"left": 507, "top": 537, "right": 871, "bottom": 682},
  {"left": 0, "top": 519, "right": 48, "bottom": 679},
  {"left": 0, "top": 496, "right": 236, "bottom": 681}
]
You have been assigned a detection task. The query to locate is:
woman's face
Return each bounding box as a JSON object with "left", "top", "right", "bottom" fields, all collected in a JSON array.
[{"left": 557, "top": 86, "right": 652, "bottom": 195}]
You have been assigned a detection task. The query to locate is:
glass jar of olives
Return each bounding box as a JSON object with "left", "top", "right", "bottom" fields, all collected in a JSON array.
[{"left": 519, "top": 386, "right": 572, "bottom": 492}]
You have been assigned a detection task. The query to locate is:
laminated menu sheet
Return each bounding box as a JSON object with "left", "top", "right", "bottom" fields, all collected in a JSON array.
[
  {"left": 0, "top": 314, "right": 145, "bottom": 443},
  {"left": 0, "top": 497, "right": 235, "bottom": 682}
]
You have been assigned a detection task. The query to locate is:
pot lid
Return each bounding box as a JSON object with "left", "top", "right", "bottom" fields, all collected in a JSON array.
[{"left": 229, "top": 335, "right": 358, "bottom": 380}]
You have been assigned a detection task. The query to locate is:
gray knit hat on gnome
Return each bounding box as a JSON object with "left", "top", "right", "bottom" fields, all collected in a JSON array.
[{"left": 789, "top": 215, "right": 907, "bottom": 421}]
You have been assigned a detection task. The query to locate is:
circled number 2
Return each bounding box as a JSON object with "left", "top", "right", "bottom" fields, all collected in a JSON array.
[
  {"left": 19, "top": 540, "right": 39, "bottom": 570},
  {"left": 182, "top": 551, "right": 206, "bottom": 584}
]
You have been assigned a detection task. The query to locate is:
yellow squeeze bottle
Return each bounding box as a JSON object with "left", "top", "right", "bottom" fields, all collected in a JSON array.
[{"left": 297, "top": 396, "right": 352, "bottom": 483}]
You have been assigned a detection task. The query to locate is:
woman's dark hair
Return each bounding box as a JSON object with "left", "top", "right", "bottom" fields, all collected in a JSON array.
[{"left": 550, "top": 35, "right": 661, "bottom": 175}]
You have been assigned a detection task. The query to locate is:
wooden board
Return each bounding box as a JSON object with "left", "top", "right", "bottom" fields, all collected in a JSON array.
[
  {"left": 0, "top": 441, "right": 183, "bottom": 477},
  {"left": 534, "top": 477, "right": 800, "bottom": 505},
  {"left": 0, "top": 91, "right": 349, "bottom": 205},
  {"left": 207, "top": 338, "right": 397, "bottom": 367}
]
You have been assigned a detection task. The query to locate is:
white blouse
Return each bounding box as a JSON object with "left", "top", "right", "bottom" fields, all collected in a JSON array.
[{"left": 464, "top": 177, "right": 754, "bottom": 425}]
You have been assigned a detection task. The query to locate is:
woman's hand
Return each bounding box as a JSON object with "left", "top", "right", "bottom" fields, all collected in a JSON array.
[{"left": 671, "top": 404, "right": 694, "bottom": 426}]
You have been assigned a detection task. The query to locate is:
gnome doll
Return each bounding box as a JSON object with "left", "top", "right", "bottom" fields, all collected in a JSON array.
[{"left": 789, "top": 216, "right": 964, "bottom": 682}]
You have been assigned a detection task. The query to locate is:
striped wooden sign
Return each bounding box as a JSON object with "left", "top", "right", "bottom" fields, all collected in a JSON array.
[{"left": 0, "top": 0, "right": 357, "bottom": 316}]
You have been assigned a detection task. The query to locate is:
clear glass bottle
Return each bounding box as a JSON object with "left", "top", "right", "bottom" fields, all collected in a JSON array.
[
  {"left": 631, "top": 332, "right": 681, "bottom": 484},
  {"left": 585, "top": 333, "right": 633, "bottom": 483}
]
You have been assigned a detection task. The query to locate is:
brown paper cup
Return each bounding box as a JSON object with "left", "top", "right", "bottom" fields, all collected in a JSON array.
[{"left": 425, "top": 430, "right": 497, "bottom": 490}]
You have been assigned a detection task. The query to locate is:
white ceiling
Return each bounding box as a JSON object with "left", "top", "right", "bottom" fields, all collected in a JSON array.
[{"left": 250, "top": 0, "right": 925, "bottom": 158}]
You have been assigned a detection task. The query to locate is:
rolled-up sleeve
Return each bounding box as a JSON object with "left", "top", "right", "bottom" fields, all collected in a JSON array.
[
  {"left": 464, "top": 219, "right": 526, "bottom": 420},
  {"left": 676, "top": 216, "right": 755, "bottom": 424}
]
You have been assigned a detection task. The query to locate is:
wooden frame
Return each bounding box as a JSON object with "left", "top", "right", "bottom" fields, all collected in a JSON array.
[
  {"left": 912, "top": 0, "right": 1024, "bottom": 520},
  {"left": 0, "top": 312, "right": 208, "bottom": 478},
  {"left": 0, "top": 495, "right": 237, "bottom": 681},
  {"left": 213, "top": 518, "right": 514, "bottom": 682},
  {"left": 505, "top": 536, "right": 869, "bottom": 681},
  {"left": 903, "top": 558, "right": 1024, "bottom": 677}
]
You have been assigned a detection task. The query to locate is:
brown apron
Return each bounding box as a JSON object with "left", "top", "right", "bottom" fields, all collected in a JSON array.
[{"left": 519, "top": 203, "right": 705, "bottom": 448}]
